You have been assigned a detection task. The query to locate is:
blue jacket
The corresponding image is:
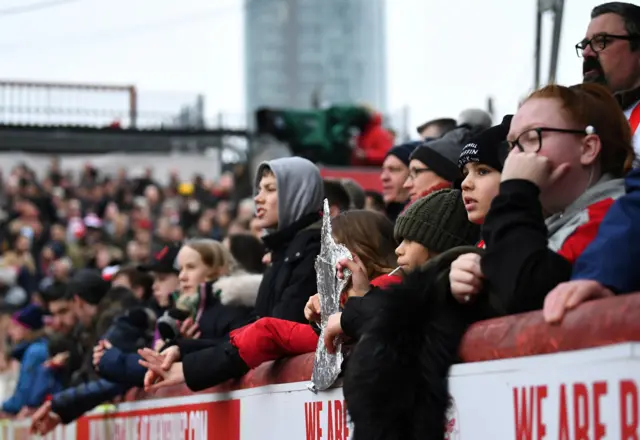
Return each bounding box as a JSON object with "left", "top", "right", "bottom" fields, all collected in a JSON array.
[
  {"left": 49, "top": 349, "right": 147, "bottom": 424},
  {"left": 50, "top": 378, "right": 129, "bottom": 424},
  {"left": 571, "top": 169, "right": 640, "bottom": 293},
  {"left": 97, "top": 347, "right": 146, "bottom": 386},
  {"left": 2, "top": 339, "right": 62, "bottom": 414},
  {"left": 49, "top": 308, "right": 153, "bottom": 424}
]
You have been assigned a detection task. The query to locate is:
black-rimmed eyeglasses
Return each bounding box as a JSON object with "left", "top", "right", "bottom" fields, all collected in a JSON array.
[
  {"left": 507, "top": 127, "right": 595, "bottom": 153},
  {"left": 575, "top": 33, "right": 640, "bottom": 58}
]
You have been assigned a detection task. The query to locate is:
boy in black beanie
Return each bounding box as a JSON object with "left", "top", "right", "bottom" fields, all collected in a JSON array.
[
  {"left": 450, "top": 115, "right": 512, "bottom": 305},
  {"left": 458, "top": 114, "right": 513, "bottom": 226}
]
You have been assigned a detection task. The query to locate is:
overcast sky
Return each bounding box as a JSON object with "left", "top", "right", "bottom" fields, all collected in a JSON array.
[{"left": 0, "top": 0, "right": 616, "bottom": 136}]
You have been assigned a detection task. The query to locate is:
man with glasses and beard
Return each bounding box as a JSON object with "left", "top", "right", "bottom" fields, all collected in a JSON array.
[{"left": 578, "top": 2, "right": 640, "bottom": 159}]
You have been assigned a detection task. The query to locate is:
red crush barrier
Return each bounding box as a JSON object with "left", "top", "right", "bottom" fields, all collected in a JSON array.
[
  {"left": 459, "top": 292, "right": 640, "bottom": 362},
  {"left": 136, "top": 293, "right": 640, "bottom": 401}
]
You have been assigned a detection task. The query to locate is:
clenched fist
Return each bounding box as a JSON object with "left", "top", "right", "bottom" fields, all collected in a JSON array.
[{"left": 449, "top": 253, "right": 484, "bottom": 303}]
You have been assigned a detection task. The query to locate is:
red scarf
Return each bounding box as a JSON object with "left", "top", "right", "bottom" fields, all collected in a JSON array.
[{"left": 340, "top": 272, "right": 403, "bottom": 307}]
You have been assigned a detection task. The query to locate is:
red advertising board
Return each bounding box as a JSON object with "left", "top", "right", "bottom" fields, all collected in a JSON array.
[{"left": 76, "top": 400, "right": 240, "bottom": 440}]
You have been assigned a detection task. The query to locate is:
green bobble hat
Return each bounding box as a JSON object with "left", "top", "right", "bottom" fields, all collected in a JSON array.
[{"left": 394, "top": 189, "right": 480, "bottom": 253}]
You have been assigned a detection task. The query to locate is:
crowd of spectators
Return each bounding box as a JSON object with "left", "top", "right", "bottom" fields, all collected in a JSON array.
[{"left": 0, "top": 2, "right": 638, "bottom": 439}]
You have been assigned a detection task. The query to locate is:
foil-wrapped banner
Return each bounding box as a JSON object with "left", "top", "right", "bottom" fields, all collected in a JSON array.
[{"left": 310, "top": 199, "right": 352, "bottom": 392}]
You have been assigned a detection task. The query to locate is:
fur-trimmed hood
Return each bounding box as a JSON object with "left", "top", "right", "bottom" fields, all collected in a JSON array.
[{"left": 214, "top": 271, "right": 263, "bottom": 308}]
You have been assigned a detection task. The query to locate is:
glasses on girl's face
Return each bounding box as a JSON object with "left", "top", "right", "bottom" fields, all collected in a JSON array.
[{"left": 507, "top": 127, "right": 592, "bottom": 153}]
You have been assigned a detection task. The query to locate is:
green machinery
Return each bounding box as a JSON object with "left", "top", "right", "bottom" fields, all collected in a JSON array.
[{"left": 254, "top": 105, "right": 372, "bottom": 166}]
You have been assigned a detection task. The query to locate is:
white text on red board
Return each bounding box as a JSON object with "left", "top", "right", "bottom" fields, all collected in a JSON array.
[{"left": 87, "top": 410, "right": 208, "bottom": 440}]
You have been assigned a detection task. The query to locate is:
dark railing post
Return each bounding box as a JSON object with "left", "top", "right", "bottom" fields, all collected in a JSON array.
[{"left": 128, "top": 86, "right": 138, "bottom": 129}]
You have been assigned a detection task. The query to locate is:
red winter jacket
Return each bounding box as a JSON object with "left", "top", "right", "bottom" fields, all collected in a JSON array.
[{"left": 352, "top": 113, "right": 394, "bottom": 167}]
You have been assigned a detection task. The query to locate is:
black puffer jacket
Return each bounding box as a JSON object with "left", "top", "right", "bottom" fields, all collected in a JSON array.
[
  {"left": 255, "top": 212, "right": 321, "bottom": 323},
  {"left": 340, "top": 287, "right": 387, "bottom": 342},
  {"left": 343, "top": 247, "right": 505, "bottom": 440}
]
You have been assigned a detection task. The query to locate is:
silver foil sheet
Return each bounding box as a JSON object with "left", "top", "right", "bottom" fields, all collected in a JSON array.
[{"left": 310, "top": 199, "right": 352, "bottom": 392}]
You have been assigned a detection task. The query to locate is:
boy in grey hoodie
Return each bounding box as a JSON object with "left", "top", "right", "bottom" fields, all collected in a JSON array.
[{"left": 253, "top": 156, "right": 324, "bottom": 322}]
